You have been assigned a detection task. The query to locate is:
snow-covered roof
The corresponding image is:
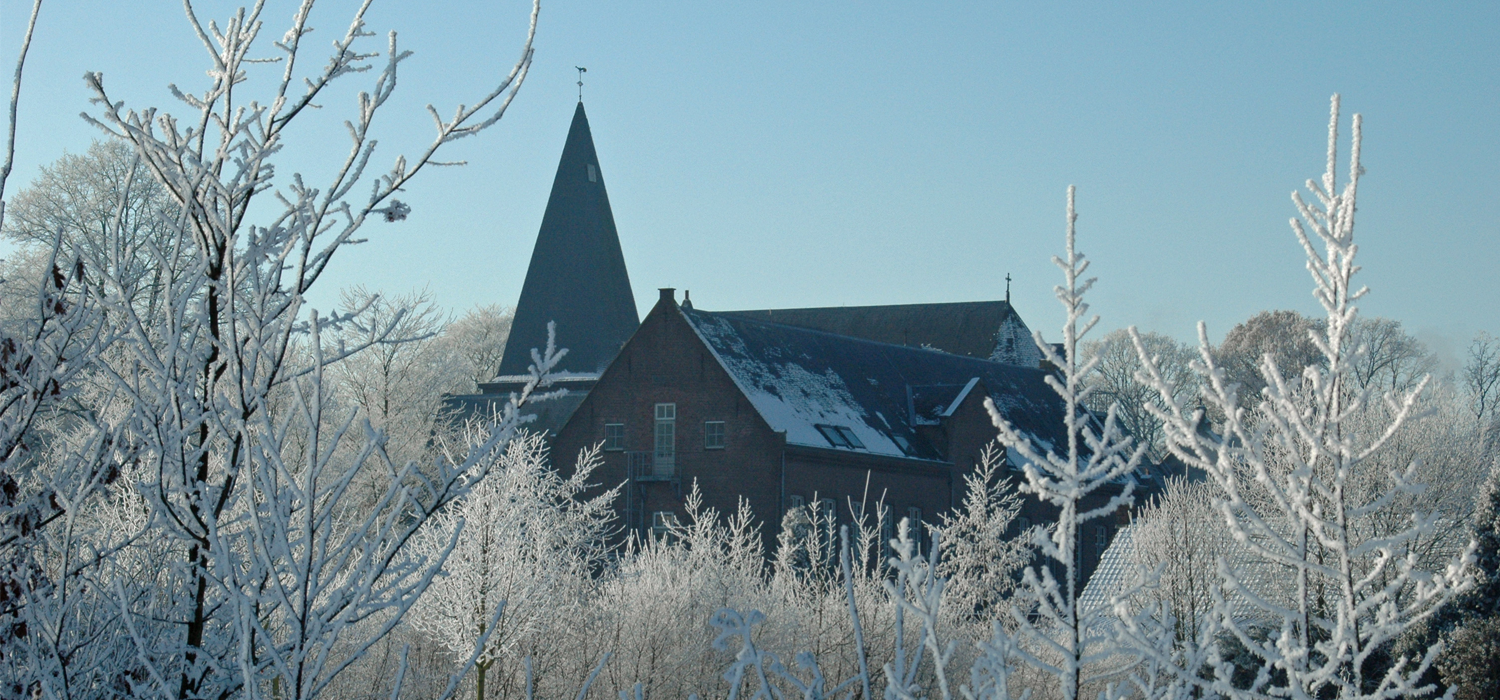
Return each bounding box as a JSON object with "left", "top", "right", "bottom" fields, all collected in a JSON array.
[
  {"left": 1079, "top": 523, "right": 1138, "bottom": 621},
  {"left": 680, "top": 307, "right": 1067, "bottom": 461}
]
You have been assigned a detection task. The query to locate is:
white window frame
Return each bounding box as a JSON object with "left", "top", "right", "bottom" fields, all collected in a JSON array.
[
  {"left": 654, "top": 403, "right": 676, "bottom": 474},
  {"left": 704, "top": 420, "right": 726, "bottom": 450},
  {"left": 603, "top": 422, "right": 625, "bottom": 451}
]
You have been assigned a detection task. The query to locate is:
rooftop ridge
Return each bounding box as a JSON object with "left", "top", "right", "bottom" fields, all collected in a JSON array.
[{"left": 684, "top": 305, "right": 1043, "bottom": 376}]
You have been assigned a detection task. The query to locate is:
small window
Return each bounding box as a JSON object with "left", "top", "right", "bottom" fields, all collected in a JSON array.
[
  {"left": 603, "top": 423, "right": 625, "bottom": 451},
  {"left": 587, "top": 163, "right": 598, "bottom": 182},
  {"left": 655, "top": 403, "right": 676, "bottom": 421},
  {"left": 1095, "top": 526, "right": 1109, "bottom": 550},
  {"left": 815, "top": 424, "right": 850, "bottom": 448},
  {"left": 1017, "top": 516, "right": 1031, "bottom": 532},
  {"left": 814, "top": 424, "right": 865, "bottom": 449},
  {"left": 849, "top": 500, "right": 864, "bottom": 524},
  {"left": 788, "top": 495, "right": 804, "bottom": 511},
  {"left": 704, "top": 421, "right": 726, "bottom": 449}
]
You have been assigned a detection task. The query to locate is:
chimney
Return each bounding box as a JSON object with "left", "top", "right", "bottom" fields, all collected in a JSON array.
[
  {"left": 659, "top": 288, "right": 676, "bottom": 305},
  {"left": 681, "top": 290, "right": 693, "bottom": 311}
]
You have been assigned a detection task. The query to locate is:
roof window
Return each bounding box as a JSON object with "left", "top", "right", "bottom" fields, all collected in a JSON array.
[
  {"left": 587, "top": 163, "right": 598, "bottom": 182},
  {"left": 815, "top": 424, "right": 865, "bottom": 450}
]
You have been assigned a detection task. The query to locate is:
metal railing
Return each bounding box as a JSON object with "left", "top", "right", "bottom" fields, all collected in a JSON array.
[{"left": 623, "top": 451, "right": 680, "bottom": 536}]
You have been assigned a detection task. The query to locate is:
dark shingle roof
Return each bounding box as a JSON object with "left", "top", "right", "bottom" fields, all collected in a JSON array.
[
  {"left": 720, "top": 301, "right": 1039, "bottom": 365},
  {"left": 497, "top": 102, "right": 639, "bottom": 377},
  {"left": 680, "top": 306, "right": 1067, "bottom": 461}
]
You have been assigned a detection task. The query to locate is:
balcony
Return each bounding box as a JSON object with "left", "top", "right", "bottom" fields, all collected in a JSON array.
[{"left": 626, "top": 451, "right": 676, "bottom": 481}]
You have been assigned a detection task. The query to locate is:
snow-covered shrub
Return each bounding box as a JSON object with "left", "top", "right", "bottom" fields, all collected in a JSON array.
[{"left": 407, "top": 431, "right": 616, "bottom": 700}]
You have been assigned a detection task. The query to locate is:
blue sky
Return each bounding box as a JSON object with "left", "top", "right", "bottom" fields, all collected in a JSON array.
[{"left": 3, "top": 1, "right": 1496, "bottom": 364}]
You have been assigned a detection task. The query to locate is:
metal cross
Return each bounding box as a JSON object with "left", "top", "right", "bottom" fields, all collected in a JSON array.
[
  {"left": 1005, "top": 273, "right": 1012, "bottom": 303},
  {"left": 575, "top": 66, "right": 587, "bottom": 100}
]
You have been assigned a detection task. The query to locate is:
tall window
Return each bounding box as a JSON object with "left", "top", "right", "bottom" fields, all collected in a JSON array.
[
  {"left": 603, "top": 423, "right": 625, "bottom": 451},
  {"left": 654, "top": 403, "right": 676, "bottom": 475},
  {"left": 1095, "top": 526, "right": 1109, "bottom": 551},
  {"left": 819, "top": 498, "right": 838, "bottom": 523},
  {"left": 787, "top": 494, "right": 804, "bottom": 513},
  {"left": 906, "top": 507, "right": 924, "bottom": 549},
  {"left": 880, "top": 510, "right": 895, "bottom": 556},
  {"left": 704, "top": 420, "right": 726, "bottom": 450}
]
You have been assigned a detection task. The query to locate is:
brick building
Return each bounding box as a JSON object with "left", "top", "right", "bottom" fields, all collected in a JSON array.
[{"left": 447, "top": 100, "right": 1148, "bottom": 577}]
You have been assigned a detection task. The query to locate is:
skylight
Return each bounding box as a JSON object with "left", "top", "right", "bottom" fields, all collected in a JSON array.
[{"left": 814, "top": 424, "right": 865, "bottom": 450}]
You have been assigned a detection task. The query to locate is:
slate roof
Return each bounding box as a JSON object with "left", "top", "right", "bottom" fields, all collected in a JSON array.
[
  {"left": 720, "top": 301, "right": 1041, "bottom": 366},
  {"left": 497, "top": 101, "right": 639, "bottom": 377},
  {"left": 440, "top": 376, "right": 596, "bottom": 438},
  {"left": 680, "top": 306, "right": 1068, "bottom": 461}
]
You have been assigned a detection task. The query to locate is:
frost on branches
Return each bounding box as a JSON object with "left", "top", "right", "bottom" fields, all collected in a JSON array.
[
  {"left": 408, "top": 431, "right": 616, "bottom": 700},
  {"left": 1118, "top": 96, "right": 1476, "bottom": 700},
  {"left": 971, "top": 186, "right": 1146, "bottom": 700},
  {"left": 0, "top": 1, "right": 549, "bottom": 698}
]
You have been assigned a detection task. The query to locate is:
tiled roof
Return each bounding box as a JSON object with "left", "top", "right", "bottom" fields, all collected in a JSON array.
[
  {"left": 680, "top": 306, "right": 1068, "bottom": 461},
  {"left": 1079, "top": 523, "right": 1139, "bottom": 622}
]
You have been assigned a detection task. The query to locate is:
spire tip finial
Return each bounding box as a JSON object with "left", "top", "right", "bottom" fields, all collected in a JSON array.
[{"left": 575, "top": 66, "right": 587, "bottom": 101}]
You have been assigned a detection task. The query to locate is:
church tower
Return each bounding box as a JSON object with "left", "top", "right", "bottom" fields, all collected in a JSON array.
[{"left": 496, "top": 101, "right": 639, "bottom": 378}]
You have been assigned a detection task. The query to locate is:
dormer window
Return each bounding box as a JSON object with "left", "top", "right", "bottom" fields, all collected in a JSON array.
[
  {"left": 587, "top": 164, "right": 598, "bottom": 182},
  {"left": 815, "top": 424, "right": 865, "bottom": 449}
]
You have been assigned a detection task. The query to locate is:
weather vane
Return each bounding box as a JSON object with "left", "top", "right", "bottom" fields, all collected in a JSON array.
[{"left": 576, "top": 66, "right": 586, "bottom": 101}]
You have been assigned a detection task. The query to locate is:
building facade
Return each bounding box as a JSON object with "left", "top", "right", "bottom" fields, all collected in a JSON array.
[{"left": 447, "top": 100, "right": 1150, "bottom": 579}]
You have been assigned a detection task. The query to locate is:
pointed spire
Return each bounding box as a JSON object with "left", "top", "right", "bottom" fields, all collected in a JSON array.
[{"left": 497, "top": 102, "right": 639, "bottom": 377}]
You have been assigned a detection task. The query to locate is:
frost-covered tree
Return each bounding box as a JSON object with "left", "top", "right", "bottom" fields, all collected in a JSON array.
[
  {"left": 1126, "top": 477, "right": 1237, "bottom": 652},
  {"left": 934, "top": 442, "right": 1029, "bottom": 626},
  {"left": 1084, "top": 330, "right": 1199, "bottom": 462},
  {"left": 1, "top": 0, "right": 549, "bottom": 697},
  {"left": 969, "top": 186, "right": 1145, "bottom": 700},
  {"left": 1346, "top": 317, "right": 1436, "bottom": 395},
  {"left": 329, "top": 286, "right": 466, "bottom": 477},
  {"left": 1213, "top": 311, "right": 1325, "bottom": 416},
  {"left": 409, "top": 431, "right": 615, "bottom": 700},
  {"left": 1433, "top": 458, "right": 1500, "bottom": 699},
  {"left": 1463, "top": 331, "right": 1499, "bottom": 428},
  {"left": 1122, "top": 95, "right": 1475, "bottom": 700},
  {"left": 439, "top": 303, "right": 514, "bottom": 392},
  {"left": 2, "top": 140, "right": 189, "bottom": 318}
]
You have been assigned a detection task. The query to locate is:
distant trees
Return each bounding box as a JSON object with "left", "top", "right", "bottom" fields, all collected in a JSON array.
[
  {"left": 1084, "top": 329, "right": 1198, "bottom": 461},
  {"left": 1, "top": 140, "right": 188, "bottom": 317},
  {"left": 440, "top": 304, "right": 515, "bottom": 392},
  {"left": 1465, "top": 331, "right": 1500, "bottom": 428}
]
